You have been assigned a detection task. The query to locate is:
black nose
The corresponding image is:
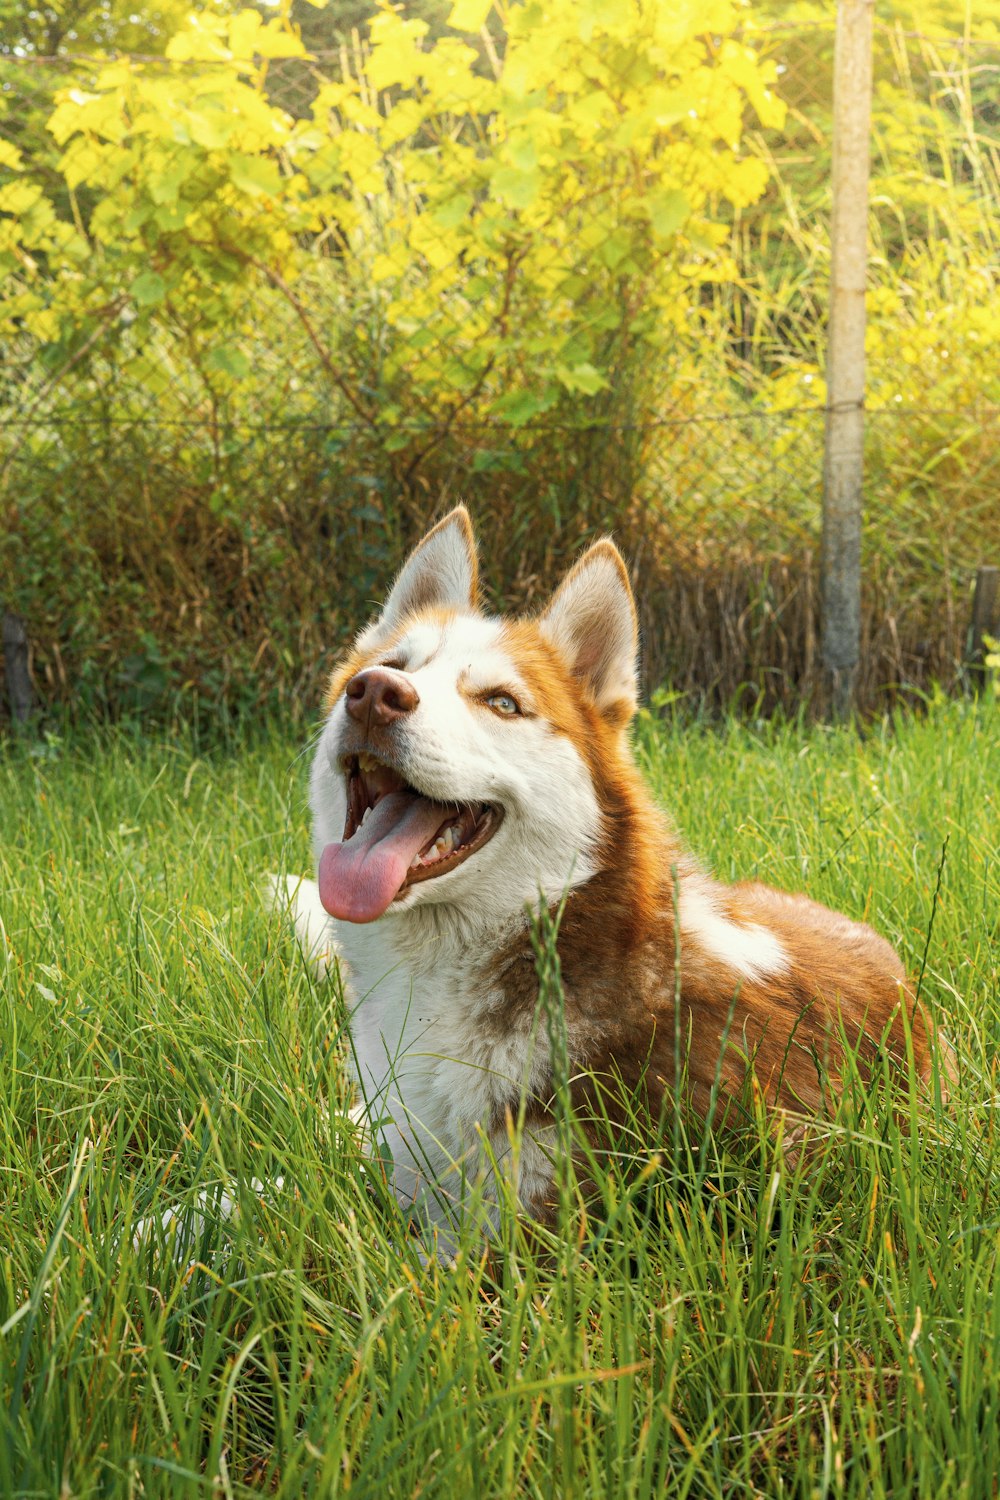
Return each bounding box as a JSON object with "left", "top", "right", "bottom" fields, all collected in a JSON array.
[{"left": 345, "top": 668, "right": 419, "bottom": 727}]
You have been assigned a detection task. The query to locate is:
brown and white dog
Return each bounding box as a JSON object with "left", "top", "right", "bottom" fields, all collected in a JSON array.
[{"left": 285, "top": 506, "right": 943, "bottom": 1248}]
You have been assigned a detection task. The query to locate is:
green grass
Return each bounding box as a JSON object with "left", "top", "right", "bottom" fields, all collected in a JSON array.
[{"left": 1, "top": 702, "right": 998, "bottom": 1498}]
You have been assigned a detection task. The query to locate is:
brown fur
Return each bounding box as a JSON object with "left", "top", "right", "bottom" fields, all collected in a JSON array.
[{"left": 474, "top": 614, "right": 947, "bottom": 1209}]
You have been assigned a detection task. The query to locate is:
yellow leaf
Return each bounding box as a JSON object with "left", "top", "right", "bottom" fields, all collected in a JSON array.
[
  {"left": 95, "top": 61, "right": 134, "bottom": 90},
  {"left": 312, "top": 82, "right": 358, "bottom": 115},
  {"left": 256, "top": 20, "right": 307, "bottom": 59},
  {"left": 24, "top": 305, "right": 61, "bottom": 341},
  {"left": 371, "top": 248, "right": 408, "bottom": 283},
  {"left": 335, "top": 133, "right": 383, "bottom": 193},
  {"left": 379, "top": 97, "right": 428, "bottom": 149},
  {"left": 340, "top": 95, "right": 382, "bottom": 131},
  {"left": 48, "top": 89, "right": 127, "bottom": 145},
  {"left": 166, "top": 18, "right": 230, "bottom": 63},
  {"left": 58, "top": 137, "right": 106, "bottom": 191},
  {"left": 367, "top": 11, "right": 428, "bottom": 90},
  {"left": 447, "top": 0, "right": 493, "bottom": 31},
  {"left": 718, "top": 41, "right": 787, "bottom": 132},
  {"left": 47, "top": 94, "right": 96, "bottom": 146},
  {"left": 228, "top": 9, "right": 262, "bottom": 60},
  {"left": 0, "top": 180, "right": 44, "bottom": 215}
]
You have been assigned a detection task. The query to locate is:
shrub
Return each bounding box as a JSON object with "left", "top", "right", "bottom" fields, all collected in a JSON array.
[{"left": 1, "top": 0, "right": 997, "bottom": 723}]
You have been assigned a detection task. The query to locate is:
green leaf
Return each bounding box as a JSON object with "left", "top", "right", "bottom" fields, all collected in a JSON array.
[
  {"left": 555, "top": 362, "right": 608, "bottom": 395},
  {"left": 647, "top": 190, "right": 690, "bottom": 241},
  {"left": 471, "top": 447, "right": 525, "bottom": 474},
  {"left": 188, "top": 108, "right": 233, "bottom": 151},
  {"left": 492, "top": 166, "right": 539, "bottom": 209},
  {"left": 493, "top": 387, "right": 558, "bottom": 425},
  {"left": 124, "top": 204, "right": 153, "bottom": 233},
  {"left": 597, "top": 230, "right": 632, "bottom": 270},
  {"left": 507, "top": 136, "right": 537, "bottom": 172},
  {"left": 206, "top": 346, "right": 250, "bottom": 379},
  {"left": 148, "top": 165, "right": 190, "bottom": 207},
  {"left": 431, "top": 192, "right": 474, "bottom": 229},
  {"left": 152, "top": 203, "right": 188, "bottom": 231},
  {"left": 228, "top": 154, "right": 283, "bottom": 198},
  {"left": 131, "top": 272, "right": 166, "bottom": 306},
  {"left": 124, "top": 352, "right": 172, "bottom": 395}
]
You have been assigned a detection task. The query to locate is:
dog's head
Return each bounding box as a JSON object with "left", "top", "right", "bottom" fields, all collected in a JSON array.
[{"left": 310, "top": 507, "right": 641, "bottom": 926}]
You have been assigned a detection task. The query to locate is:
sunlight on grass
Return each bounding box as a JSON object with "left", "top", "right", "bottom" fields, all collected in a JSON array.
[{"left": 1, "top": 704, "right": 997, "bottom": 1497}]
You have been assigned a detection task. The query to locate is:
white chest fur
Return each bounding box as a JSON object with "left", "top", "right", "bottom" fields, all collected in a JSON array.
[{"left": 332, "top": 914, "right": 546, "bottom": 1225}]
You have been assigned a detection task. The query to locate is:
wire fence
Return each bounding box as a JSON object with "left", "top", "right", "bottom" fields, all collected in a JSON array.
[{"left": 1, "top": 9, "right": 998, "bottom": 722}]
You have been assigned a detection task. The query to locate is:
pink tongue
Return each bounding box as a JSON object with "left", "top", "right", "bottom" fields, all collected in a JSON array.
[{"left": 318, "top": 791, "right": 451, "bottom": 923}]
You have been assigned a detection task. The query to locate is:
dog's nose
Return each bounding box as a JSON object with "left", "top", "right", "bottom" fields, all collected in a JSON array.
[{"left": 345, "top": 668, "right": 419, "bottom": 727}]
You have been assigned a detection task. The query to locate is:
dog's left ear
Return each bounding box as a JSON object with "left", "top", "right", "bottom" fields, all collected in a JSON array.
[
  {"left": 375, "top": 506, "right": 478, "bottom": 633},
  {"left": 539, "top": 540, "right": 639, "bottom": 725}
]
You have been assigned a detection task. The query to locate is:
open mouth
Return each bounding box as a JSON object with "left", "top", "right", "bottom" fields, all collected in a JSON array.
[{"left": 317, "top": 751, "right": 502, "bottom": 924}]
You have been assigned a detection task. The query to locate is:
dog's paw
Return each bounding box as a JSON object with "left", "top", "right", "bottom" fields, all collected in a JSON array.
[
  {"left": 129, "top": 1175, "right": 287, "bottom": 1269},
  {"left": 262, "top": 872, "right": 338, "bottom": 977}
]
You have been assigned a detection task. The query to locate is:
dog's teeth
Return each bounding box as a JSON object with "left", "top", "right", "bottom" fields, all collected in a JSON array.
[
  {"left": 406, "top": 822, "right": 465, "bottom": 874},
  {"left": 430, "top": 826, "right": 460, "bottom": 860},
  {"left": 358, "top": 753, "right": 379, "bottom": 773},
  {"left": 361, "top": 805, "right": 372, "bottom": 827}
]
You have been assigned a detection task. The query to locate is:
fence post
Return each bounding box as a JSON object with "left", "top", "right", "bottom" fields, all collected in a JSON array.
[
  {"left": 967, "top": 565, "right": 999, "bottom": 692},
  {"left": 3, "top": 611, "right": 37, "bottom": 725},
  {"left": 821, "top": 0, "right": 874, "bottom": 721}
]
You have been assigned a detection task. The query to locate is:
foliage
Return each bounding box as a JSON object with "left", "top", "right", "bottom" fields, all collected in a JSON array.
[
  {"left": 0, "top": 0, "right": 998, "bottom": 721},
  {"left": 1, "top": 703, "right": 998, "bottom": 1495},
  {"left": 2, "top": 0, "right": 783, "bottom": 434},
  {"left": 985, "top": 634, "right": 1000, "bottom": 698},
  {"left": 0, "top": 0, "right": 223, "bottom": 58},
  {"left": 721, "top": 4, "right": 1000, "bottom": 405}
]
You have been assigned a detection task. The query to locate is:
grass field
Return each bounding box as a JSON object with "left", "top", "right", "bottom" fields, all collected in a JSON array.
[{"left": 1, "top": 702, "right": 998, "bottom": 1498}]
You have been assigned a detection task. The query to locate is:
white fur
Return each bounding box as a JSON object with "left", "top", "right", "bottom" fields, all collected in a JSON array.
[
  {"left": 679, "top": 874, "right": 790, "bottom": 984},
  {"left": 308, "top": 604, "right": 604, "bottom": 1244},
  {"left": 311, "top": 612, "right": 603, "bottom": 932},
  {"left": 310, "top": 909, "right": 563, "bottom": 1256}
]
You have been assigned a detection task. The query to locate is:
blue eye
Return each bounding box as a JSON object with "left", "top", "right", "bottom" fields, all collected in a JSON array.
[{"left": 485, "top": 692, "right": 521, "bottom": 716}]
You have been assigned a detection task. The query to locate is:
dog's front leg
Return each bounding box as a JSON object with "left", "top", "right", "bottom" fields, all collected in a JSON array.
[{"left": 347, "top": 1100, "right": 473, "bottom": 1264}]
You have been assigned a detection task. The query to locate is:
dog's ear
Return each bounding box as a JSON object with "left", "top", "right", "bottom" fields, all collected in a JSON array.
[
  {"left": 539, "top": 540, "right": 639, "bottom": 725},
  {"left": 371, "top": 507, "right": 478, "bottom": 635}
]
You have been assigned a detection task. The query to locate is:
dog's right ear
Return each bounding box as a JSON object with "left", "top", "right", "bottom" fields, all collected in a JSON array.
[{"left": 366, "top": 506, "right": 478, "bottom": 638}]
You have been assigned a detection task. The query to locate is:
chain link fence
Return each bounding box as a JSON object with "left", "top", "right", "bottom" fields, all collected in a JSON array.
[{"left": 2, "top": 12, "right": 998, "bottom": 723}]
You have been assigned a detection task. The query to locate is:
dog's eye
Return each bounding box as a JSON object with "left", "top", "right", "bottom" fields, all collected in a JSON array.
[{"left": 484, "top": 692, "right": 521, "bottom": 717}]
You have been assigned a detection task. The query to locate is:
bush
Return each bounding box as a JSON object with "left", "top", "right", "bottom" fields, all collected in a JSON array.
[{"left": 1, "top": 0, "right": 997, "bottom": 724}]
